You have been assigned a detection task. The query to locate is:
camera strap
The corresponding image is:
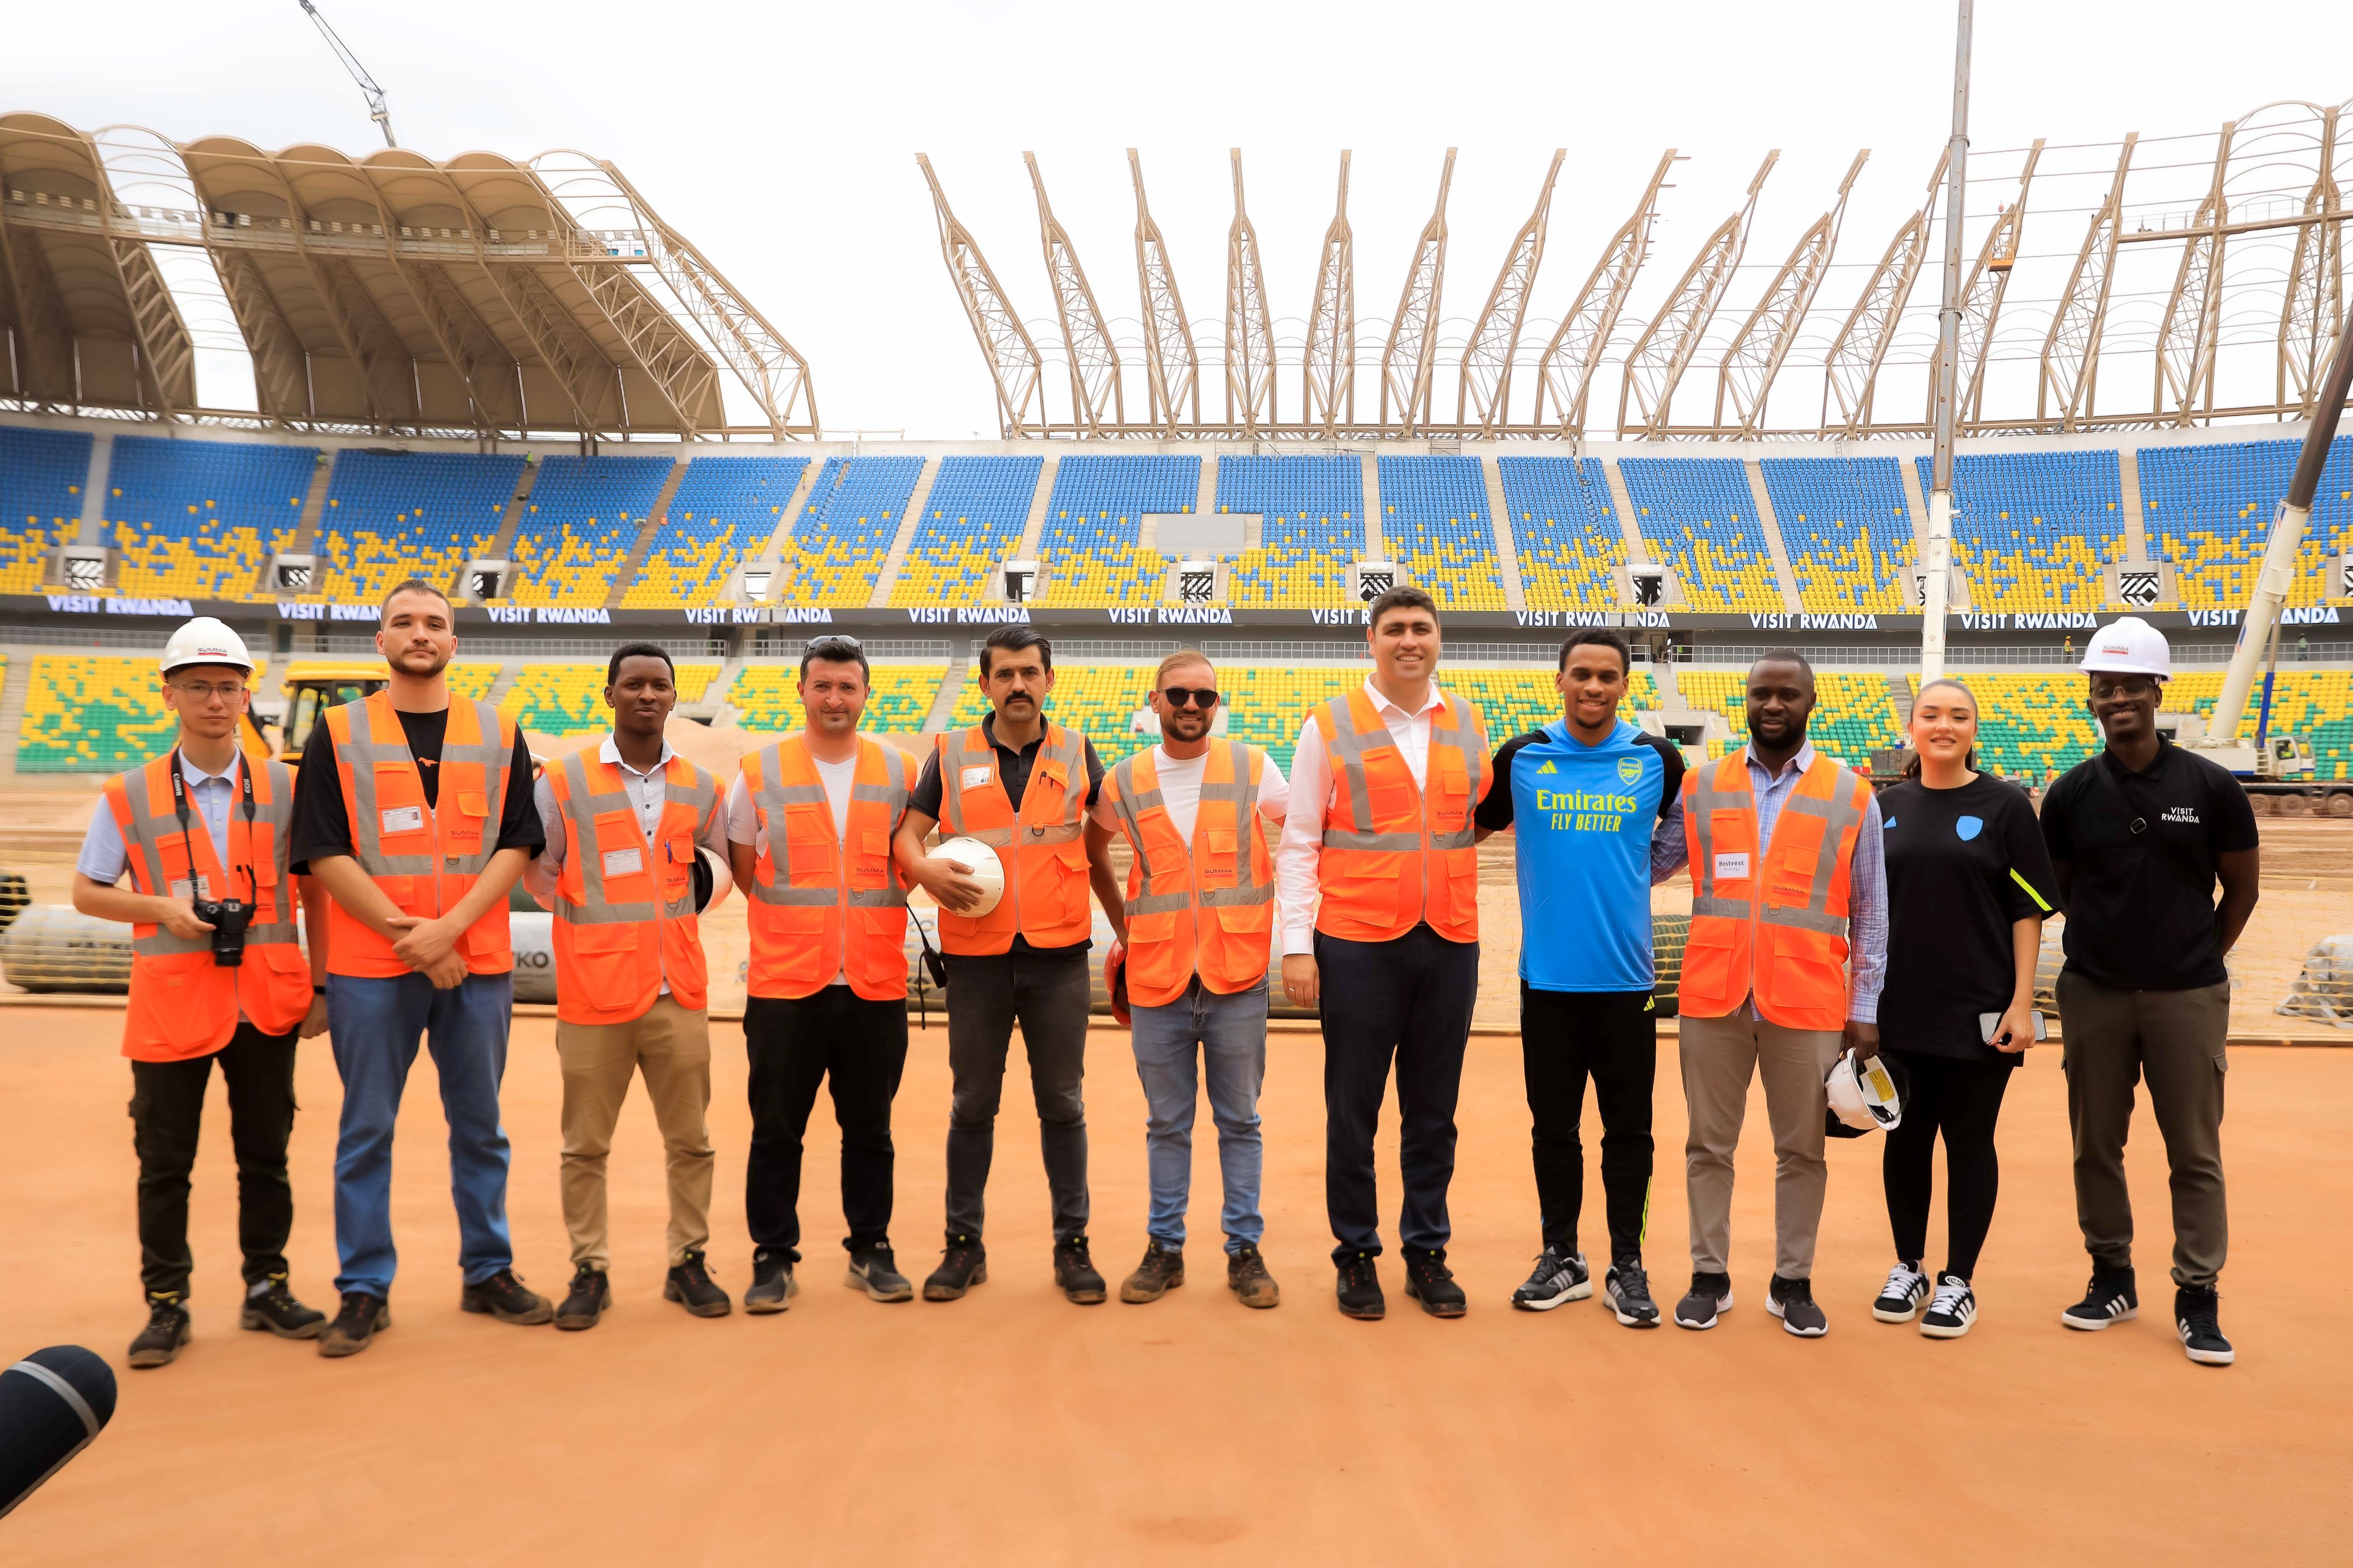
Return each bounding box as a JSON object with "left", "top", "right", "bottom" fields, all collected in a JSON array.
[{"left": 168, "top": 747, "right": 259, "bottom": 905}]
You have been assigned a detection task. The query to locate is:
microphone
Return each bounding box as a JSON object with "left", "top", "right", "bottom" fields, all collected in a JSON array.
[{"left": 1, "top": 1347, "right": 117, "bottom": 1520}]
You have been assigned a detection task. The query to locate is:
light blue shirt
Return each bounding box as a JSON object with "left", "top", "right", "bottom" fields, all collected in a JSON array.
[
  {"left": 1741, "top": 741, "right": 1888, "bottom": 1024},
  {"left": 76, "top": 750, "right": 241, "bottom": 889}
]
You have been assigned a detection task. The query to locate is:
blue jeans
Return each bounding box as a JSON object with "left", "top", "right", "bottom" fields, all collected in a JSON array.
[
  {"left": 327, "top": 972, "right": 515, "bottom": 1297},
  {"left": 1129, "top": 977, "right": 1268, "bottom": 1253}
]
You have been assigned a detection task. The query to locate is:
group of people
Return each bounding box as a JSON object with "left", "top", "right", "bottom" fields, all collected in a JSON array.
[{"left": 75, "top": 584, "right": 2255, "bottom": 1371}]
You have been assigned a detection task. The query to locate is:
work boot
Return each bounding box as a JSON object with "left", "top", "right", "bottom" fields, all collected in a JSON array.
[
  {"left": 460, "top": 1269, "right": 554, "bottom": 1325},
  {"left": 846, "top": 1245, "right": 914, "bottom": 1303},
  {"left": 318, "top": 1292, "right": 389, "bottom": 1358},
  {"left": 745, "top": 1248, "right": 799, "bottom": 1314},
  {"left": 1336, "top": 1251, "right": 1384, "bottom": 1320},
  {"left": 1226, "top": 1243, "right": 1280, "bottom": 1309},
  {"left": 1054, "top": 1235, "right": 1108, "bottom": 1304},
  {"left": 663, "top": 1249, "right": 733, "bottom": 1318},
  {"left": 1120, "top": 1241, "right": 1185, "bottom": 1303},
  {"left": 554, "top": 1265, "right": 611, "bottom": 1331},
  {"left": 239, "top": 1273, "right": 326, "bottom": 1339},
  {"left": 923, "top": 1235, "right": 988, "bottom": 1301},
  {"left": 128, "top": 1293, "right": 192, "bottom": 1369},
  {"left": 1402, "top": 1249, "right": 1468, "bottom": 1319}
]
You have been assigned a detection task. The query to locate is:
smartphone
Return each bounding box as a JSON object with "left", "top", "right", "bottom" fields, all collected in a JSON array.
[{"left": 1979, "top": 1010, "right": 2047, "bottom": 1045}]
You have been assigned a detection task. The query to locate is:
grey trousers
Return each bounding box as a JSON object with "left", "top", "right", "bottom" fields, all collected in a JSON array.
[
  {"left": 2056, "top": 969, "right": 2229, "bottom": 1290},
  {"left": 1679, "top": 1011, "right": 1843, "bottom": 1281}
]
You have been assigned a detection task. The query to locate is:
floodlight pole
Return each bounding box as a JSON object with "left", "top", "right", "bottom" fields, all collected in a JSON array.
[{"left": 1922, "top": 0, "right": 1970, "bottom": 682}]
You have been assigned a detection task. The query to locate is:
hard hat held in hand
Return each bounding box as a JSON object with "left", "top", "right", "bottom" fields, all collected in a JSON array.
[
  {"left": 2081, "top": 616, "right": 2171, "bottom": 680},
  {"left": 1825, "top": 1050, "right": 1907, "bottom": 1137},
  {"left": 160, "top": 616, "right": 256, "bottom": 675},
  {"left": 1105, "top": 937, "right": 1131, "bottom": 1026},
  {"left": 934, "top": 836, "right": 1006, "bottom": 917}
]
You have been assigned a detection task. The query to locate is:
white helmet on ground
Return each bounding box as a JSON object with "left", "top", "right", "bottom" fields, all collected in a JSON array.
[
  {"left": 1826, "top": 1050, "right": 1906, "bottom": 1136},
  {"left": 2081, "top": 616, "right": 2171, "bottom": 681},
  {"left": 160, "top": 616, "right": 256, "bottom": 675}
]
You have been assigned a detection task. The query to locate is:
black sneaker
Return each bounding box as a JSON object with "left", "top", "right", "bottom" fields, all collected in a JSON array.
[
  {"left": 663, "top": 1249, "right": 733, "bottom": 1318},
  {"left": 846, "top": 1245, "right": 914, "bottom": 1303},
  {"left": 1510, "top": 1245, "right": 1591, "bottom": 1312},
  {"left": 1604, "top": 1258, "right": 1661, "bottom": 1328},
  {"left": 128, "top": 1293, "right": 191, "bottom": 1369},
  {"left": 2175, "top": 1286, "right": 2235, "bottom": 1366},
  {"left": 1054, "top": 1235, "right": 1108, "bottom": 1304},
  {"left": 744, "top": 1249, "right": 799, "bottom": 1314},
  {"left": 460, "top": 1269, "right": 554, "bottom": 1325},
  {"left": 923, "top": 1235, "right": 988, "bottom": 1302},
  {"left": 1768, "top": 1274, "right": 1828, "bottom": 1337},
  {"left": 318, "top": 1292, "right": 389, "bottom": 1358},
  {"left": 1920, "top": 1273, "right": 1976, "bottom": 1339},
  {"left": 554, "top": 1265, "right": 611, "bottom": 1331},
  {"left": 1674, "top": 1271, "right": 1734, "bottom": 1330},
  {"left": 1873, "top": 1261, "right": 1930, "bottom": 1323},
  {"left": 1226, "top": 1243, "right": 1280, "bottom": 1309},
  {"left": 240, "top": 1273, "right": 326, "bottom": 1339},
  {"left": 2061, "top": 1266, "right": 2139, "bottom": 1331},
  {"left": 1402, "top": 1250, "right": 1467, "bottom": 1319},
  {"left": 1120, "top": 1241, "right": 1185, "bottom": 1304},
  {"left": 1335, "top": 1251, "right": 1384, "bottom": 1320}
]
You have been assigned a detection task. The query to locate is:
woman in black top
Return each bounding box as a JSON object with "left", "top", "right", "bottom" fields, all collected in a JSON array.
[{"left": 1869, "top": 678, "right": 2059, "bottom": 1339}]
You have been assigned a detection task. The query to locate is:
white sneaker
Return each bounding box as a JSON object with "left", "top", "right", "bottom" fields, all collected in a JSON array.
[
  {"left": 1919, "top": 1274, "right": 1977, "bottom": 1339},
  {"left": 1872, "top": 1261, "right": 1930, "bottom": 1322}
]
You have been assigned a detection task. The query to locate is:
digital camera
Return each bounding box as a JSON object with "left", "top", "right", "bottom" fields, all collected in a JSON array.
[{"left": 194, "top": 898, "right": 252, "bottom": 966}]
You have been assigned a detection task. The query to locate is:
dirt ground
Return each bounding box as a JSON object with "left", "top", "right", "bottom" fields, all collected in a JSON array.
[{"left": 0, "top": 1002, "right": 2344, "bottom": 1562}]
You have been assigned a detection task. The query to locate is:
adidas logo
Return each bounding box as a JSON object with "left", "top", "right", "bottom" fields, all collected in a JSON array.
[{"left": 1536, "top": 760, "right": 1558, "bottom": 774}]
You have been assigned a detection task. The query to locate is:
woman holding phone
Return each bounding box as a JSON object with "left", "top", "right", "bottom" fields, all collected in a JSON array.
[{"left": 1869, "top": 678, "right": 2059, "bottom": 1338}]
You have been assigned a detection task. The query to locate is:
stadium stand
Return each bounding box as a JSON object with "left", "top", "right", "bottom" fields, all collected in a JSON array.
[
  {"left": 1497, "top": 457, "right": 1625, "bottom": 611},
  {"left": 781, "top": 457, "right": 925, "bottom": 607},
  {"left": 623, "top": 456, "right": 807, "bottom": 608},
  {"left": 507, "top": 455, "right": 673, "bottom": 607},
  {"left": 888, "top": 457, "right": 1043, "bottom": 607},
  {"left": 1915, "top": 449, "right": 2123, "bottom": 613},
  {"left": 2161, "top": 667, "right": 2353, "bottom": 779},
  {"left": 106, "top": 435, "right": 316, "bottom": 602},
  {"left": 500, "top": 662, "right": 720, "bottom": 735},
  {"left": 0, "top": 426, "right": 90, "bottom": 596},
  {"left": 18, "top": 653, "right": 264, "bottom": 772},
  {"left": 948, "top": 663, "right": 1159, "bottom": 760},
  {"left": 1217, "top": 455, "right": 1364, "bottom": 609},
  {"left": 1678, "top": 669, "right": 1903, "bottom": 768},
  {"left": 1760, "top": 456, "right": 1914, "bottom": 613},
  {"left": 1619, "top": 458, "right": 1782, "bottom": 612},
  {"left": 1916, "top": 673, "right": 2099, "bottom": 779},
  {"left": 724, "top": 662, "right": 946, "bottom": 732},
  {"left": 1376, "top": 457, "right": 1505, "bottom": 611},
  {"left": 1036, "top": 456, "right": 1198, "bottom": 608},
  {"left": 2138, "top": 435, "right": 2353, "bottom": 609},
  {"left": 313, "top": 449, "right": 523, "bottom": 604}
]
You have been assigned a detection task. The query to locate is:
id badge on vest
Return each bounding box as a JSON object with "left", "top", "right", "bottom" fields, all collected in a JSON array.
[
  {"left": 381, "top": 804, "right": 424, "bottom": 835},
  {"left": 169, "top": 876, "right": 214, "bottom": 901},
  {"left": 959, "top": 764, "right": 993, "bottom": 790},
  {"left": 603, "top": 845, "right": 645, "bottom": 878},
  {"left": 1714, "top": 852, "right": 1750, "bottom": 880}
]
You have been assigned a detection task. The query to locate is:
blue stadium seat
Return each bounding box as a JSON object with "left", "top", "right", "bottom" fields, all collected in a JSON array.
[
  {"left": 1619, "top": 457, "right": 1780, "bottom": 611},
  {"left": 1218, "top": 455, "right": 1364, "bottom": 608},
  {"left": 1375, "top": 456, "right": 1503, "bottom": 610},
  {"left": 1912, "top": 449, "right": 2123, "bottom": 612},
  {"left": 890, "top": 456, "right": 1042, "bottom": 606},
  {"left": 0, "top": 426, "right": 92, "bottom": 594},
  {"left": 2139, "top": 435, "right": 2353, "bottom": 609},
  {"left": 313, "top": 449, "right": 524, "bottom": 603},
  {"left": 1037, "top": 455, "right": 1198, "bottom": 607},
  {"left": 624, "top": 455, "right": 808, "bottom": 607},
  {"left": 1760, "top": 456, "right": 1913, "bottom": 612},
  {"left": 107, "top": 434, "right": 318, "bottom": 601},
  {"left": 509, "top": 455, "right": 673, "bottom": 607},
  {"left": 1498, "top": 457, "right": 1623, "bottom": 609}
]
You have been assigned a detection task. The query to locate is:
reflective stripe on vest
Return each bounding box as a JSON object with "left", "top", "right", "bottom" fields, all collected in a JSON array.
[{"left": 744, "top": 736, "right": 913, "bottom": 1000}]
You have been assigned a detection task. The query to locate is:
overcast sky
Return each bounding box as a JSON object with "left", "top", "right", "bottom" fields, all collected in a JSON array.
[{"left": 7, "top": 1, "right": 2348, "bottom": 436}]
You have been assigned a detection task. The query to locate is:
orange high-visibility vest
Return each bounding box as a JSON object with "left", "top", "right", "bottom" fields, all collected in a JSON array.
[
  {"left": 545, "top": 748, "right": 721, "bottom": 1026},
  {"left": 740, "top": 736, "right": 912, "bottom": 1002},
  {"left": 1311, "top": 686, "right": 1489, "bottom": 944},
  {"left": 1100, "top": 741, "right": 1276, "bottom": 1006},
  {"left": 323, "top": 690, "right": 519, "bottom": 979},
  {"left": 1677, "top": 750, "right": 1872, "bottom": 1031},
  {"left": 933, "top": 720, "right": 1091, "bottom": 956},
  {"left": 105, "top": 751, "right": 311, "bottom": 1061}
]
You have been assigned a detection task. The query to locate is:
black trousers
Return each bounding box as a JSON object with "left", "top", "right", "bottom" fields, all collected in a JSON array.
[
  {"left": 942, "top": 949, "right": 1091, "bottom": 1242},
  {"left": 1882, "top": 1049, "right": 2013, "bottom": 1281},
  {"left": 1317, "top": 926, "right": 1480, "bottom": 1262},
  {"left": 128, "top": 1023, "right": 299, "bottom": 1300},
  {"left": 1520, "top": 986, "right": 1656, "bottom": 1263},
  {"left": 743, "top": 990, "right": 909, "bottom": 1260}
]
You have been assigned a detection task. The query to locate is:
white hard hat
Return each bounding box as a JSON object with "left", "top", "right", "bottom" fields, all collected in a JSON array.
[
  {"left": 1826, "top": 1051, "right": 1906, "bottom": 1135},
  {"left": 160, "top": 616, "right": 256, "bottom": 675},
  {"left": 2081, "top": 616, "right": 2171, "bottom": 680},
  {"left": 934, "top": 836, "right": 1006, "bottom": 917}
]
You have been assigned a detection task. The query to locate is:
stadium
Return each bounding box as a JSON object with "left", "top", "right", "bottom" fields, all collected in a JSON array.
[{"left": 1, "top": 31, "right": 2351, "bottom": 1566}]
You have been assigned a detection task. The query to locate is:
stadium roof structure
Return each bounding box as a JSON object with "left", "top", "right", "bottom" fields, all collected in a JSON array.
[{"left": 0, "top": 113, "right": 816, "bottom": 441}]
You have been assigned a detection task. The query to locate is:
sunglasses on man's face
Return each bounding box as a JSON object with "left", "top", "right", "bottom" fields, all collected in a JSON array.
[{"left": 1160, "top": 685, "right": 1219, "bottom": 709}]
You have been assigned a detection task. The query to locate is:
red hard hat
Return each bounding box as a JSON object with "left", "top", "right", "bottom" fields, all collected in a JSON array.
[{"left": 1105, "top": 937, "right": 1132, "bottom": 1026}]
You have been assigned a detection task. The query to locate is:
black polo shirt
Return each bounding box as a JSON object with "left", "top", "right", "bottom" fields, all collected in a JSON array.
[
  {"left": 908, "top": 712, "right": 1106, "bottom": 957},
  {"left": 2040, "top": 735, "right": 2258, "bottom": 991}
]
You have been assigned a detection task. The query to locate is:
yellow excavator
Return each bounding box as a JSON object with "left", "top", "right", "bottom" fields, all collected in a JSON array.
[{"left": 236, "top": 661, "right": 389, "bottom": 766}]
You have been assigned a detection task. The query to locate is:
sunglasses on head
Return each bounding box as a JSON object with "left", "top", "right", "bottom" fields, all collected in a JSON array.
[{"left": 1160, "top": 685, "right": 1219, "bottom": 709}]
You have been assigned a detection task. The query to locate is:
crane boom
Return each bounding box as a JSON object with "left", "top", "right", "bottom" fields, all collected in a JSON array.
[{"left": 299, "top": 0, "right": 396, "bottom": 148}]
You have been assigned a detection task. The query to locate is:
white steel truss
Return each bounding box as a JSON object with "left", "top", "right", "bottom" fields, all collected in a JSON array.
[
  {"left": 1128, "top": 149, "right": 1199, "bottom": 434},
  {"left": 2153, "top": 122, "right": 2237, "bottom": 425},
  {"left": 2279, "top": 106, "right": 2344, "bottom": 416},
  {"left": 1026, "top": 152, "right": 1122, "bottom": 438},
  {"left": 1822, "top": 151, "right": 1945, "bottom": 435},
  {"left": 1716, "top": 149, "right": 1867, "bottom": 437},
  {"left": 1533, "top": 149, "right": 1677, "bottom": 436},
  {"left": 1225, "top": 149, "right": 1276, "bottom": 433},
  {"left": 2038, "top": 134, "right": 2138, "bottom": 430},
  {"left": 917, "top": 152, "right": 1046, "bottom": 439},
  {"left": 1619, "top": 151, "right": 1776, "bottom": 437},
  {"left": 1302, "top": 150, "right": 1355, "bottom": 437},
  {"left": 1380, "top": 148, "right": 1456, "bottom": 433},
  {"left": 1459, "top": 148, "right": 1562, "bottom": 435},
  {"left": 1950, "top": 140, "right": 2043, "bottom": 427}
]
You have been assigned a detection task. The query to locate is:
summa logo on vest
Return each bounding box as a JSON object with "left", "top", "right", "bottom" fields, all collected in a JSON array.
[
  {"left": 1108, "top": 607, "right": 1235, "bottom": 625},
  {"left": 2162, "top": 805, "right": 2201, "bottom": 825},
  {"left": 47, "top": 594, "right": 195, "bottom": 616}
]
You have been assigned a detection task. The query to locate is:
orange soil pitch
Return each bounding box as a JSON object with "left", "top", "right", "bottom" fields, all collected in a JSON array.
[{"left": 0, "top": 1007, "right": 2345, "bottom": 1562}]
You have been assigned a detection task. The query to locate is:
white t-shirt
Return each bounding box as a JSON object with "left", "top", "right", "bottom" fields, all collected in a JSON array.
[
  {"left": 1090, "top": 744, "right": 1290, "bottom": 842},
  {"left": 726, "top": 751, "right": 864, "bottom": 986}
]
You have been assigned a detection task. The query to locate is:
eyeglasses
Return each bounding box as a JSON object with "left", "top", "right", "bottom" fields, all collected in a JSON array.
[
  {"left": 1160, "top": 686, "right": 1219, "bottom": 709},
  {"left": 171, "top": 681, "right": 248, "bottom": 702}
]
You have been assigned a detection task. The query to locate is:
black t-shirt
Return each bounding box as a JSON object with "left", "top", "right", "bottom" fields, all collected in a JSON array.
[
  {"left": 907, "top": 713, "right": 1107, "bottom": 957},
  {"left": 2040, "top": 736, "right": 2259, "bottom": 991},
  {"left": 1877, "top": 775, "right": 2058, "bottom": 1064},
  {"left": 289, "top": 708, "right": 544, "bottom": 875},
  {"left": 1473, "top": 726, "right": 1684, "bottom": 833}
]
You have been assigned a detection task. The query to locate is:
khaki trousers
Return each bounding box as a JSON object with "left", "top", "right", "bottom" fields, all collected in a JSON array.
[
  {"left": 1679, "top": 1011, "right": 1842, "bottom": 1281},
  {"left": 556, "top": 995, "right": 713, "bottom": 1270}
]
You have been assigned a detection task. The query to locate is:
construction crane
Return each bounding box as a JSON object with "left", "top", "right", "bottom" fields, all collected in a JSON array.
[{"left": 299, "top": 0, "right": 396, "bottom": 148}]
